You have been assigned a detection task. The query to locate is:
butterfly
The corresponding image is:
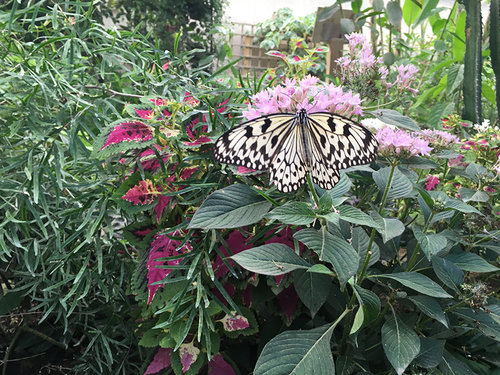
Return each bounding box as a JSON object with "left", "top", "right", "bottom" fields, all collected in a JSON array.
[{"left": 213, "top": 108, "right": 378, "bottom": 193}]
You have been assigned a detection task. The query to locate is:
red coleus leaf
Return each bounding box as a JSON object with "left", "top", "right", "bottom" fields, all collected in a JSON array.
[
  {"left": 208, "top": 354, "right": 236, "bottom": 375},
  {"left": 277, "top": 285, "right": 299, "bottom": 324},
  {"left": 121, "top": 179, "right": 159, "bottom": 206},
  {"left": 101, "top": 121, "right": 153, "bottom": 150},
  {"left": 179, "top": 342, "right": 200, "bottom": 373},
  {"left": 213, "top": 231, "right": 252, "bottom": 278},
  {"left": 144, "top": 348, "right": 172, "bottom": 375},
  {"left": 149, "top": 98, "right": 169, "bottom": 106},
  {"left": 147, "top": 231, "right": 192, "bottom": 304}
]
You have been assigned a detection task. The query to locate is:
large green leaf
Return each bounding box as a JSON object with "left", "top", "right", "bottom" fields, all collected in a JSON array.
[
  {"left": 350, "top": 284, "right": 381, "bottom": 334},
  {"left": 415, "top": 337, "right": 445, "bottom": 368},
  {"left": 453, "top": 307, "right": 500, "bottom": 341},
  {"left": 413, "top": 0, "right": 440, "bottom": 26},
  {"left": 294, "top": 227, "right": 359, "bottom": 286},
  {"left": 294, "top": 270, "right": 333, "bottom": 317},
  {"left": 452, "top": 11, "right": 466, "bottom": 61},
  {"left": 266, "top": 201, "right": 316, "bottom": 225},
  {"left": 338, "top": 205, "right": 378, "bottom": 228},
  {"left": 432, "top": 256, "right": 464, "bottom": 292},
  {"left": 370, "top": 211, "right": 405, "bottom": 243},
  {"left": 458, "top": 187, "right": 489, "bottom": 203},
  {"left": 254, "top": 324, "right": 336, "bottom": 375},
  {"left": 352, "top": 226, "right": 380, "bottom": 270},
  {"left": 402, "top": 0, "right": 421, "bottom": 26},
  {"left": 446, "top": 252, "right": 499, "bottom": 273},
  {"left": 375, "top": 272, "right": 452, "bottom": 298},
  {"left": 373, "top": 167, "right": 414, "bottom": 200},
  {"left": 382, "top": 314, "right": 420, "bottom": 375},
  {"left": 440, "top": 350, "right": 477, "bottom": 375},
  {"left": 412, "top": 226, "right": 447, "bottom": 260},
  {"left": 408, "top": 295, "right": 448, "bottom": 327},
  {"left": 189, "top": 184, "right": 271, "bottom": 229},
  {"left": 231, "top": 243, "right": 310, "bottom": 276},
  {"left": 368, "top": 109, "right": 420, "bottom": 131}
]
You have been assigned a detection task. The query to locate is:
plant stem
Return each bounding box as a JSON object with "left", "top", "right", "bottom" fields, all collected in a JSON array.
[
  {"left": 406, "top": 211, "right": 435, "bottom": 271},
  {"left": 357, "top": 162, "right": 397, "bottom": 283},
  {"left": 306, "top": 173, "right": 321, "bottom": 208}
]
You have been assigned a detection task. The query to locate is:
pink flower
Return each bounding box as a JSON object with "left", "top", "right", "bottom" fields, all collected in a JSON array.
[
  {"left": 421, "top": 129, "right": 459, "bottom": 147},
  {"left": 162, "top": 61, "right": 171, "bottom": 70},
  {"left": 242, "top": 75, "right": 362, "bottom": 119},
  {"left": 424, "top": 175, "right": 440, "bottom": 191},
  {"left": 375, "top": 127, "right": 433, "bottom": 157}
]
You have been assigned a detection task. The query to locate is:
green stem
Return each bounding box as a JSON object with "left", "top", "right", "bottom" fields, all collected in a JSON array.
[
  {"left": 306, "top": 173, "right": 321, "bottom": 208},
  {"left": 357, "top": 162, "right": 397, "bottom": 283},
  {"left": 406, "top": 211, "right": 435, "bottom": 271}
]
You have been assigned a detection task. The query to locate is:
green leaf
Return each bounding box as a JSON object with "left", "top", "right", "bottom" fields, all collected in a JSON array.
[
  {"left": 370, "top": 212, "right": 405, "bottom": 243},
  {"left": 444, "top": 198, "right": 482, "bottom": 215},
  {"left": 338, "top": 205, "right": 379, "bottom": 228},
  {"left": 465, "top": 163, "right": 488, "bottom": 183},
  {"left": 368, "top": 109, "right": 420, "bottom": 131},
  {"left": 446, "top": 64, "right": 464, "bottom": 94},
  {"left": 453, "top": 308, "right": 500, "bottom": 342},
  {"left": 189, "top": 185, "right": 271, "bottom": 229},
  {"left": 445, "top": 252, "right": 499, "bottom": 273},
  {"left": 453, "top": 10, "right": 466, "bottom": 60},
  {"left": 373, "top": 0, "right": 385, "bottom": 11},
  {"left": 307, "top": 264, "right": 334, "bottom": 275},
  {"left": 432, "top": 256, "right": 464, "bottom": 292},
  {"left": 440, "top": 350, "right": 477, "bottom": 375},
  {"left": 402, "top": 0, "right": 421, "bottom": 26},
  {"left": 0, "top": 291, "right": 25, "bottom": 315},
  {"left": 350, "top": 284, "right": 381, "bottom": 334},
  {"left": 340, "top": 18, "right": 355, "bottom": 34},
  {"left": 387, "top": 1, "right": 403, "bottom": 27},
  {"left": 413, "top": 0, "right": 439, "bottom": 26},
  {"left": 294, "top": 270, "right": 333, "bottom": 317},
  {"left": 352, "top": 226, "right": 380, "bottom": 270},
  {"left": 412, "top": 226, "right": 447, "bottom": 260},
  {"left": 416, "top": 337, "right": 445, "bottom": 368},
  {"left": 325, "top": 173, "right": 352, "bottom": 198},
  {"left": 231, "top": 243, "right": 310, "bottom": 276},
  {"left": 294, "top": 227, "right": 359, "bottom": 286},
  {"left": 375, "top": 272, "right": 452, "bottom": 298},
  {"left": 254, "top": 324, "right": 336, "bottom": 375},
  {"left": 382, "top": 314, "right": 420, "bottom": 375},
  {"left": 266, "top": 201, "right": 316, "bottom": 225},
  {"left": 429, "top": 102, "right": 455, "bottom": 127},
  {"left": 408, "top": 295, "right": 448, "bottom": 327},
  {"left": 458, "top": 187, "right": 489, "bottom": 203},
  {"left": 373, "top": 167, "right": 414, "bottom": 200}
]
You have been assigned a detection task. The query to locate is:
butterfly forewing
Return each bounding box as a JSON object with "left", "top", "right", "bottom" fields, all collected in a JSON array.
[
  {"left": 213, "top": 110, "right": 378, "bottom": 192},
  {"left": 306, "top": 113, "right": 378, "bottom": 170},
  {"left": 213, "top": 114, "right": 296, "bottom": 170}
]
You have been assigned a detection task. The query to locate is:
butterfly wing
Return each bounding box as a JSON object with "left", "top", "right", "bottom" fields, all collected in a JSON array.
[
  {"left": 213, "top": 113, "right": 296, "bottom": 171},
  {"left": 304, "top": 113, "right": 377, "bottom": 189}
]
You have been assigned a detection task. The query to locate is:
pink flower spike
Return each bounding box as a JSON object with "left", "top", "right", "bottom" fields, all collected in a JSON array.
[{"left": 162, "top": 61, "right": 171, "bottom": 70}]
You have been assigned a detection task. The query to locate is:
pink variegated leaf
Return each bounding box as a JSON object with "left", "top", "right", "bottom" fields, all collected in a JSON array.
[
  {"left": 121, "top": 179, "right": 159, "bottom": 206},
  {"left": 144, "top": 348, "right": 172, "bottom": 375},
  {"left": 208, "top": 354, "right": 236, "bottom": 375},
  {"left": 219, "top": 313, "right": 250, "bottom": 331},
  {"left": 92, "top": 119, "right": 155, "bottom": 159},
  {"left": 179, "top": 343, "right": 200, "bottom": 373},
  {"left": 218, "top": 307, "right": 258, "bottom": 338}
]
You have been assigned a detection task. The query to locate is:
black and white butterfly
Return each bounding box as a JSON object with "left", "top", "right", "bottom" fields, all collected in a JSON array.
[{"left": 213, "top": 109, "right": 378, "bottom": 193}]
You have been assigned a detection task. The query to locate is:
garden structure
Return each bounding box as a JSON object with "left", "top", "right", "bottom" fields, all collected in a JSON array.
[{"left": 0, "top": 1, "right": 499, "bottom": 375}]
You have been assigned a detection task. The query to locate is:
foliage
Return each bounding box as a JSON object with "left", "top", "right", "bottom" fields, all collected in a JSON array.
[
  {"left": 0, "top": 0, "right": 215, "bottom": 373},
  {"left": 101, "top": 0, "right": 226, "bottom": 60},
  {"left": 92, "top": 23, "right": 500, "bottom": 374}
]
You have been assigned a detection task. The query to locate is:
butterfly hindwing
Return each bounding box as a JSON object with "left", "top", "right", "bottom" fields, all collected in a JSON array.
[{"left": 213, "top": 113, "right": 296, "bottom": 170}]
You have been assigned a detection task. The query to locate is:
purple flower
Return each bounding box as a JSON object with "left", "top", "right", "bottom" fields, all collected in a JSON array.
[{"left": 421, "top": 129, "right": 459, "bottom": 147}]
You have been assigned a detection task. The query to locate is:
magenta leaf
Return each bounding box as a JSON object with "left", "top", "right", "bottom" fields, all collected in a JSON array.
[
  {"left": 93, "top": 119, "right": 155, "bottom": 159},
  {"left": 144, "top": 348, "right": 172, "bottom": 375},
  {"left": 147, "top": 230, "right": 192, "bottom": 304},
  {"left": 208, "top": 354, "right": 236, "bottom": 375},
  {"left": 277, "top": 285, "right": 299, "bottom": 324},
  {"left": 121, "top": 179, "right": 159, "bottom": 206}
]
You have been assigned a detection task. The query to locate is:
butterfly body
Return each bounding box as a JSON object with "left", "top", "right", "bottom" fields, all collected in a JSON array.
[{"left": 214, "top": 109, "right": 378, "bottom": 193}]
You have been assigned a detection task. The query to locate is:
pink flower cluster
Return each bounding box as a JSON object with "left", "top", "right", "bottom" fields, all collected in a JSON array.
[
  {"left": 375, "top": 127, "right": 433, "bottom": 157},
  {"left": 336, "top": 33, "right": 381, "bottom": 78},
  {"left": 387, "top": 64, "right": 419, "bottom": 94},
  {"left": 420, "top": 129, "right": 460, "bottom": 147},
  {"left": 242, "top": 75, "right": 363, "bottom": 119}
]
